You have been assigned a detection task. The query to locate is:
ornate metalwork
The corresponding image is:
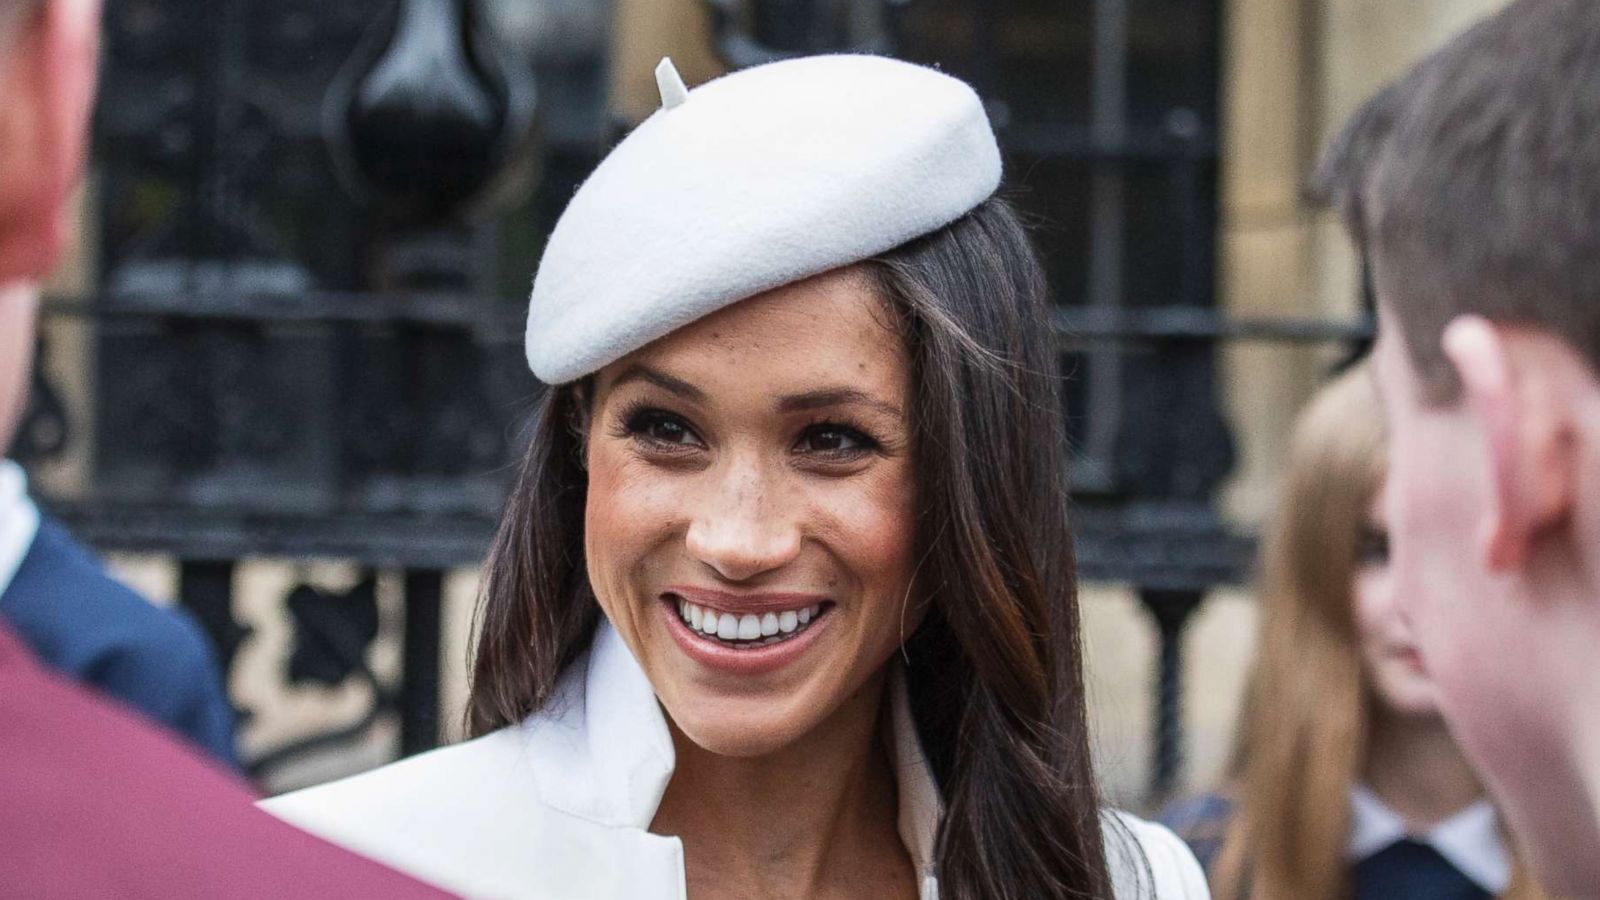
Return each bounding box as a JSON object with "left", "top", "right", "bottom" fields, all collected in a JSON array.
[
  {"left": 284, "top": 576, "right": 380, "bottom": 688},
  {"left": 242, "top": 575, "right": 392, "bottom": 775},
  {"left": 1139, "top": 589, "right": 1206, "bottom": 803},
  {"left": 327, "top": 0, "right": 536, "bottom": 222},
  {"left": 14, "top": 338, "right": 70, "bottom": 464},
  {"left": 77, "top": 0, "right": 552, "bottom": 780},
  {"left": 93, "top": 0, "right": 536, "bottom": 517},
  {"left": 703, "top": 0, "right": 901, "bottom": 67}
]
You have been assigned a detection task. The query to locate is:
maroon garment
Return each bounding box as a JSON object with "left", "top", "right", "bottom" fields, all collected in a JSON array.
[{"left": 0, "top": 623, "right": 455, "bottom": 899}]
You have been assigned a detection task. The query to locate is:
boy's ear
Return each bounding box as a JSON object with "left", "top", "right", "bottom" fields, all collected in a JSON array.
[{"left": 1443, "top": 315, "right": 1577, "bottom": 571}]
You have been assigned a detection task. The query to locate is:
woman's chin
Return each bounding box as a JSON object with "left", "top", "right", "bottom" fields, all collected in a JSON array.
[{"left": 663, "top": 698, "right": 820, "bottom": 759}]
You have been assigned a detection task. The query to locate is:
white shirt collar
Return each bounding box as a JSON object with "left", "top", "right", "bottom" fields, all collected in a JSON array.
[
  {"left": 520, "top": 620, "right": 944, "bottom": 894},
  {"left": 0, "top": 459, "right": 40, "bottom": 599},
  {"left": 1347, "top": 783, "right": 1511, "bottom": 893}
]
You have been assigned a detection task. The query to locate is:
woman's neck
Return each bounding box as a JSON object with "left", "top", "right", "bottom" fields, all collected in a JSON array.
[
  {"left": 649, "top": 667, "right": 916, "bottom": 900},
  {"left": 1363, "top": 704, "right": 1485, "bottom": 830}
]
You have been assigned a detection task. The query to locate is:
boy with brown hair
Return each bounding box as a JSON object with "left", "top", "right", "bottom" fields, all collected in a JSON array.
[{"left": 1317, "top": 1, "right": 1600, "bottom": 894}]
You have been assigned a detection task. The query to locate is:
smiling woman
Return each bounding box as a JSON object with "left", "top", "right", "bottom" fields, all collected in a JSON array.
[
  {"left": 582, "top": 270, "right": 919, "bottom": 760},
  {"left": 262, "top": 54, "right": 1207, "bottom": 900}
]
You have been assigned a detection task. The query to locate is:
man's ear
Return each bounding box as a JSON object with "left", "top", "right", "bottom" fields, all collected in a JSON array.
[
  {"left": 35, "top": 0, "right": 101, "bottom": 196},
  {"left": 0, "top": 282, "right": 42, "bottom": 456},
  {"left": 1443, "top": 315, "right": 1577, "bottom": 571},
  {"left": 0, "top": 0, "right": 101, "bottom": 282}
]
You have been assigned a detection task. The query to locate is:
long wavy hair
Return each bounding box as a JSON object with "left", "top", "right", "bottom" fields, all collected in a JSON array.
[
  {"left": 1209, "top": 364, "right": 1544, "bottom": 900},
  {"left": 467, "top": 196, "right": 1136, "bottom": 899}
]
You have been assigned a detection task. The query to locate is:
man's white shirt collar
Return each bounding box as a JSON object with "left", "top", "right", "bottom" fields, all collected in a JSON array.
[
  {"left": 0, "top": 459, "right": 39, "bottom": 598},
  {"left": 1347, "top": 783, "right": 1510, "bottom": 893}
]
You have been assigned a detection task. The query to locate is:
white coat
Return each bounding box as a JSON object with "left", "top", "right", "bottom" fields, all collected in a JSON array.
[{"left": 263, "top": 622, "right": 1209, "bottom": 899}]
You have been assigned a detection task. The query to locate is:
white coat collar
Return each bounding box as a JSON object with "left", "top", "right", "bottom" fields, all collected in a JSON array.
[
  {"left": 520, "top": 620, "right": 943, "bottom": 893},
  {"left": 0, "top": 460, "right": 40, "bottom": 599}
]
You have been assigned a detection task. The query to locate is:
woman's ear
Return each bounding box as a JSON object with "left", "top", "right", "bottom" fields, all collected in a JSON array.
[
  {"left": 567, "top": 379, "right": 594, "bottom": 469},
  {"left": 1443, "top": 316, "right": 1578, "bottom": 571}
]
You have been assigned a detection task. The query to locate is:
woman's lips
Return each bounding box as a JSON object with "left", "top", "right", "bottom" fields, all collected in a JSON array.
[
  {"left": 659, "top": 590, "right": 834, "bottom": 676},
  {"left": 665, "top": 585, "right": 831, "bottom": 615}
]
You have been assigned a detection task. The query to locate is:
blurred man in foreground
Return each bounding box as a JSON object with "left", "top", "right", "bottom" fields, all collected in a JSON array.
[
  {"left": 0, "top": 0, "right": 237, "bottom": 766},
  {"left": 0, "top": 1, "right": 452, "bottom": 894},
  {"left": 1318, "top": 1, "right": 1600, "bottom": 894}
]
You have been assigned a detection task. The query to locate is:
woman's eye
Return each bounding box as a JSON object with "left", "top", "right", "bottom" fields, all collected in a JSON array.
[
  {"left": 626, "top": 410, "right": 701, "bottom": 447},
  {"left": 798, "top": 425, "right": 874, "bottom": 455}
]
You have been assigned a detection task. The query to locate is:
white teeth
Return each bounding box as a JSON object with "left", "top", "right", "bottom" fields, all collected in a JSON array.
[
  {"left": 673, "top": 598, "right": 826, "bottom": 645},
  {"left": 737, "top": 614, "right": 761, "bottom": 640}
]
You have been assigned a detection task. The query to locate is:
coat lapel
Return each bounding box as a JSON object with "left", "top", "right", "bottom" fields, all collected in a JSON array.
[
  {"left": 888, "top": 663, "right": 943, "bottom": 900},
  {"left": 523, "top": 620, "right": 941, "bottom": 899},
  {"left": 522, "top": 622, "right": 675, "bottom": 828}
]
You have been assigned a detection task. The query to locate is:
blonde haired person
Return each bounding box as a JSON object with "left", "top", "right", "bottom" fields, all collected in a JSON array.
[{"left": 1162, "top": 363, "right": 1545, "bottom": 900}]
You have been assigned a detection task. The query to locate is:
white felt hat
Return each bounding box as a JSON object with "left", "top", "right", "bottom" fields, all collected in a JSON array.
[{"left": 524, "top": 53, "right": 1002, "bottom": 384}]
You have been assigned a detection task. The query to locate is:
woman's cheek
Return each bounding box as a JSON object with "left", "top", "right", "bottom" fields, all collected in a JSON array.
[
  {"left": 858, "top": 464, "right": 917, "bottom": 565},
  {"left": 585, "top": 450, "right": 676, "bottom": 611},
  {"left": 588, "top": 448, "right": 700, "bottom": 595},
  {"left": 825, "top": 465, "right": 918, "bottom": 626}
]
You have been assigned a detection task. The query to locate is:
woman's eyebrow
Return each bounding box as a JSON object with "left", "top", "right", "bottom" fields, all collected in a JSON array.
[
  {"left": 607, "top": 364, "right": 705, "bottom": 402},
  {"left": 777, "top": 388, "right": 903, "bottom": 420}
]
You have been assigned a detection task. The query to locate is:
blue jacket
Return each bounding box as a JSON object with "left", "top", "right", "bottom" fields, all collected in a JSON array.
[{"left": 0, "top": 514, "right": 239, "bottom": 769}]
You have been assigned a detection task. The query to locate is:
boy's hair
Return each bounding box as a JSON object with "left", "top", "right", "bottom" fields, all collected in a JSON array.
[{"left": 1314, "top": 0, "right": 1600, "bottom": 403}]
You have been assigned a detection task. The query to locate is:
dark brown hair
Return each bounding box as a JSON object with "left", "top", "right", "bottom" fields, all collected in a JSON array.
[
  {"left": 1313, "top": 0, "right": 1600, "bottom": 403},
  {"left": 469, "top": 196, "right": 1137, "bottom": 899}
]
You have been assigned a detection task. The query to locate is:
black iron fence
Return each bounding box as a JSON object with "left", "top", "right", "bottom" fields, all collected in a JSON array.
[
  {"left": 29, "top": 295, "right": 1368, "bottom": 798},
  {"left": 15, "top": 0, "right": 1370, "bottom": 802}
]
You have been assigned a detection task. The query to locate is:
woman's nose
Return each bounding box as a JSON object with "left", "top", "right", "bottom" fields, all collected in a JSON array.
[{"left": 684, "top": 463, "right": 802, "bottom": 582}]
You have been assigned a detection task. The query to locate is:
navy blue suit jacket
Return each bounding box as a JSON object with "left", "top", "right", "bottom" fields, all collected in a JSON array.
[{"left": 0, "top": 514, "right": 239, "bottom": 768}]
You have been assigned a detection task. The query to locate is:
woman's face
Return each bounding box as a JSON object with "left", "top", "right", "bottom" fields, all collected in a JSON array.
[
  {"left": 1353, "top": 477, "right": 1440, "bottom": 717},
  {"left": 583, "top": 267, "right": 921, "bottom": 757}
]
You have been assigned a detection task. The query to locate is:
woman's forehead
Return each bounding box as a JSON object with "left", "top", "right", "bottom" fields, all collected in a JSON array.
[{"left": 601, "top": 269, "right": 909, "bottom": 399}]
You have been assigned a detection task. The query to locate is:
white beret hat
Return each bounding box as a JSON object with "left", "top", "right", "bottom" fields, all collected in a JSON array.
[{"left": 524, "top": 53, "right": 1003, "bottom": 384}]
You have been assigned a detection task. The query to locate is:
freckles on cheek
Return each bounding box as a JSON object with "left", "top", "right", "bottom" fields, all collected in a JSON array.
[
  {"left": 827, "top": 465, "right": 918, "bottom": 598},
  {"left": 584, "top": 451, "right": 683, "bottom": 601}
]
